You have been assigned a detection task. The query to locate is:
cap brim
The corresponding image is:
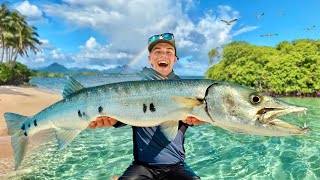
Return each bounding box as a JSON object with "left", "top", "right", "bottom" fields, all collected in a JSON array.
[{"left": 148, "top": 39, "right": 176, "bottom": 52}]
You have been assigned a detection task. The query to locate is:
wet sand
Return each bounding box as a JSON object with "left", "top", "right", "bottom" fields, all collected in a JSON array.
[{"left": 0, "top": 85, "right": 61, "bottom": 175}]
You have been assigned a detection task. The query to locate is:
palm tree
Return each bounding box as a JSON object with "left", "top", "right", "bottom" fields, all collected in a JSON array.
[
  {"left": 0, "top": 3, "right": 41, "bottom": 66},
  {"left": 13, "top": 25, "right": 42, "bottom": 63},
  {"left": 0, "top": 2, "right": 10, "bottom": 63}
]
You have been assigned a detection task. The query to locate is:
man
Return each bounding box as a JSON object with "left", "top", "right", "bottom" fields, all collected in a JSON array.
[{"left": 89, "top": 33, "right": 205, "bottom": 179}]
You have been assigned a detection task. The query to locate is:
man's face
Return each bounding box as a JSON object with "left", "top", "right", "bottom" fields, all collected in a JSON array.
[{"left": 148, "top": 42, "right": 177, "bottom": 77}]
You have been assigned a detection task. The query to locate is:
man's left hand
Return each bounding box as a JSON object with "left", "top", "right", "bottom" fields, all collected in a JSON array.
[{"left": 182, "top": 116, "right": 206, "bottom": 126}]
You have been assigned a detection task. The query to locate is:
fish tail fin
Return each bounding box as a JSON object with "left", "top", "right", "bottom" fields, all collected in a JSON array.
[{"left": 4, "top": 112, "right": 29, "bottom": 170}]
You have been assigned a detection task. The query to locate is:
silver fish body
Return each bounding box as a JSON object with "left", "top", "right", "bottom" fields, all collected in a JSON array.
[{"left": 4, "top": 78, "right": 309, "bottom": 170}]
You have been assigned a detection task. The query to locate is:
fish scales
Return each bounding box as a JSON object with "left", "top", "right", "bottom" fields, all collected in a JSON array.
[{"left": 4, "top": 77, "right": 309, "bottom": 170}]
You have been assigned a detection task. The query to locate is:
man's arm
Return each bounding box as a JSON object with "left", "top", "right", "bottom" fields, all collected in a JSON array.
[
  {"left": 88, "top": 116, "right": 205, "bottom": 129},
  {"left": 88, "top": 116, "right": 126, "bottom": 129}
]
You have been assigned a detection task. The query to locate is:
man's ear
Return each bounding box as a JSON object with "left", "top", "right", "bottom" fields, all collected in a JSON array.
[{"left": 148, "top": 55, "right": 153, "bottom": 66}]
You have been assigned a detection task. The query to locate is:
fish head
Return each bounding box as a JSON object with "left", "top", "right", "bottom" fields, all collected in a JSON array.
[{"left": 204, "top": 82, "right": 310, "bottom": 136}]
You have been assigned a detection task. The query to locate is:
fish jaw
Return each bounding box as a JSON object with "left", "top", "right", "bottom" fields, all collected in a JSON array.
[
  {"left": 204, "top": 82, "right": 310, "bottom": 136},
  {"left": 254, "top": 106, "right": 310, "bottom": 136}
]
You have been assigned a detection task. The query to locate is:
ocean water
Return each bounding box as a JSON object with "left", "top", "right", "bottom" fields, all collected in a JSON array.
[{"left": 5, "top": 75, "right": 320, "bottom": 179}]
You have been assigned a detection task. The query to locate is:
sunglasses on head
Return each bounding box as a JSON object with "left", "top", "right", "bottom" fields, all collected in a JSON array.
[{"left": 148, "top": 33, "right": 175, "bottom": 45}]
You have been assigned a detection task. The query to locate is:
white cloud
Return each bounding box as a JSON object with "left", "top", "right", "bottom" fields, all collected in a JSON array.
[
  {"left": 233, "top": 26, "right": 259, "bottom": 36},
  {"left": 21, "top": 0, "right": 248, "bottom": 75},
  {"left": 69, "top": 37, "right": 133, "bottom": 68},
  {"left": 14, "top": 1, "right": 47, "bottom": 24},
  {"left": 50, "top": 49, "right": 66, "bottom": 60},
  {"left": 84, "top": 37, "right": 99, "bottom": 49}
]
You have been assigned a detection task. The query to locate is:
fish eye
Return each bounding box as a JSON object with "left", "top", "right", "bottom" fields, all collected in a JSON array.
[{"left": 250, "top": 93, "right": 262, "bottom": 104}]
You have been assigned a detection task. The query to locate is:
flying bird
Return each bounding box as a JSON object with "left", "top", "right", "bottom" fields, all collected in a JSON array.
[
  {"left": 304, "top": 26, "right": 316, "bottom": 31},
  {"left": 260, "top": 34, "right": 278, "bottom": 37},
  {"left": 207, "top": 9, "right": 215, "bottom": 13},
  {"left": 221, "top": 19, "right": 237, "bottom": 25},
  {"left": 257, "top": 12, "right": 264, "bottom": 19}
]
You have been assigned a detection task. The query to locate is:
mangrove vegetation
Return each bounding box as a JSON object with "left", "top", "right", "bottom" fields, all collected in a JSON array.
[{"left": 206, "top": 40, "right": 320, "bottom": 97}]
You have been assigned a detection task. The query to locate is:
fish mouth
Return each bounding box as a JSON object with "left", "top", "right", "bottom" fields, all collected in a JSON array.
[
  {"left": 157, "top": 61, "right": 169, "bottom": 67},
  {"left": 256, "top": 107, "right": 310, "bottom": 135}
]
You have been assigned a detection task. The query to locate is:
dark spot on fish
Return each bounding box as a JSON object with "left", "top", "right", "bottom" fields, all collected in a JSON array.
[
  {"left": 28, "top": 123, "right": 30, "bottom": 128},
  {"left": 150, "top": 103, "right": 156, "bottom": 112},
  {"left": 83, "top": 112, "right": 86, "bottom": 116},
  {"left": 78, "top": 110, "right": 82, "bottom": 117},
  {"left": 98, "top": 106, "right": 103, "bottom": 113},
  {"left": 34, "top": 120, "right": 37, "bottom": 127},
  {"left": 196, "top": 98, "right": 204, "bottom": 103},
  {"left": 143, "top": 104, "right": 147, "bottom": 113},
  {"left": 21, "top": 123, "right": 25, "bottom": 130},
  {"left": 24, "top": 132, "right": 28, "bottom": 136}
]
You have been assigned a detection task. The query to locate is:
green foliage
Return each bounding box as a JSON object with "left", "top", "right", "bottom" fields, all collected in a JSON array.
[
  {"left": 208, "top": 49, "right": 217, "bottom": 65},
  {"left": 0, "top": 2, "right": 41, "bottom": 64},
  {"left": 0, "top": 62, "right": 30, "bottom": 85},
  {"left": 206, "top": 39, "right": 320, "bottom": 96}
]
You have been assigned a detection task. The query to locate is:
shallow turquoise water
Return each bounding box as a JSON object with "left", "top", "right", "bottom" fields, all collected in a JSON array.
[{"left": 5, "top": 77, "right": 320, "bottom": 179}]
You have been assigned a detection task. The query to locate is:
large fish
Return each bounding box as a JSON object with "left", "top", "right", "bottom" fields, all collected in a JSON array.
[{"left": 4, "top": 69, "right": 310, "bottom": 170}]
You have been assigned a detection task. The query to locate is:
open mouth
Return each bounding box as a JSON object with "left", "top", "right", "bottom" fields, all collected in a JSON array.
[
  {"left": 157, "top": 61, "right": 169, "bottom": 67},
  {"left": 256, "top": 107, "right": 310, "bottom": 134}
]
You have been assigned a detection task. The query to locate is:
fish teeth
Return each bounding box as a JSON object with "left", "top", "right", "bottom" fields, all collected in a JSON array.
[
  {"left": 303, "top": 123, "right": 308, "bottom": 129},
  {"left": 298, "top": 112, "right": 302, "bottom": 117}
]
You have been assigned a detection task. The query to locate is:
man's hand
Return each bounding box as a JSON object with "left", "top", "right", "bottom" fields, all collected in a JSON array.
[
  {"left": 182, "top": 116, "right": 206, "bottom": 126},
  {"left": 88, "top": 116, "right": 118, "bottom": 130}
]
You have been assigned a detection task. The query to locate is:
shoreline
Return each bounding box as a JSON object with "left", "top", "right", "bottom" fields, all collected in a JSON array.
[{"left": 0, "top": 85, "right": 61, "bottom": 174}]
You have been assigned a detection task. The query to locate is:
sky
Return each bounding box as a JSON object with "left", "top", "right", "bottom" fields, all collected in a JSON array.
[{"left": 6, "top": 0, "right": 320, "bottom": 75}]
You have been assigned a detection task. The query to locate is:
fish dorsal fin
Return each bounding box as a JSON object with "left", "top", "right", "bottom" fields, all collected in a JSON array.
[
  {"left": 62, "top": 76, "right": 84, "bottom": 98},
  {"left": 159, "top": 121, "right": 179, "bottom": 141},
  {"left": 140, "top": 67, "right": 167, "bottom": 80},
  {"left": 55, "top": 128, "right": 82, "bottom": 150}
]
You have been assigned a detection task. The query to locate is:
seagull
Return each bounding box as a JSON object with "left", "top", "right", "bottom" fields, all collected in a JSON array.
[
  {"left": 221, "top": 19, "right": 237, "bottom": 25},
  {"left": 304, "top": 26, "right": 316, "bottom": 31},
  {"left": 257, "top": 12, "right": 264, "bottom": 19},
  {"left": 260, "top": 34, "right": 278, "bottom": 37}
]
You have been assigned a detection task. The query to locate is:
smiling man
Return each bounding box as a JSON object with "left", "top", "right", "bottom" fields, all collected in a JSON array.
[
  {"left": 89, "top": 33, "right": 205, "bottom": 180},
  {"left": 147, "top": 34, "right": 178, "bottom": 77}
]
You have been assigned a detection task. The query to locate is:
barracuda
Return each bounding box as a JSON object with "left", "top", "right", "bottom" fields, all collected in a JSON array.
[{"left": 4, "top": 70, "right": 310, "bottom": 170}]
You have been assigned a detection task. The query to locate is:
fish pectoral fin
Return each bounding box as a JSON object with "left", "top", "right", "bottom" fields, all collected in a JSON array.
[
  {"left": 55, "top": 128, "right": 82, "bottom": 150},
  {"left": 172, "top": 96, "right": 203, "bottom": 109},
  {"left": 160, "top": 121, "right": 179, "bottom": 141}
]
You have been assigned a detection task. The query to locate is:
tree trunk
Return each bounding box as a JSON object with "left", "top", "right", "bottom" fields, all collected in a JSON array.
[
  {"left": 5, "top": 47, "right": 9, "bottom": 63},
  {"left": 13, "top": 48, "right": 18, "bottom": 62},
  {"left": 9, "top": 46, "right": 14, "bottom": 63},
  {"left": 0, "top": 34, "right": 4, "bottom": 63}
]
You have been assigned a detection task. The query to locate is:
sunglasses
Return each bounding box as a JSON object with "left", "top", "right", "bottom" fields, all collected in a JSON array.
[{"left": 148, "top": 33, "right": 175, "bottom": 45}]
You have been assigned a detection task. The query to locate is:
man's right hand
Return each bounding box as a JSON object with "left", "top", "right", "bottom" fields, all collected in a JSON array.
[{"left": 89, "top": 116, "right": 118, "bottom": 130}]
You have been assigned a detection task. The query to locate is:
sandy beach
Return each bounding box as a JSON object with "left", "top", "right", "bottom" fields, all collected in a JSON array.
[{"left": 0, "top": 85, "right": 61, "bottom": 175}]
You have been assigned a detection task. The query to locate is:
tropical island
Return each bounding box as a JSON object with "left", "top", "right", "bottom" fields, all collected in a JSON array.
[{"left": 206, "top": 40, "right": 320, "bottom": 97}]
